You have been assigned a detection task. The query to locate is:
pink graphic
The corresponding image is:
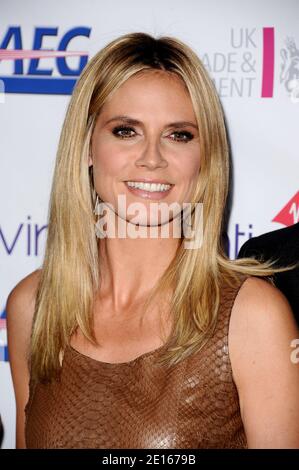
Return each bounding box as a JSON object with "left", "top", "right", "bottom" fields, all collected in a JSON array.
[
  {"left": 0, "top": 49, "right": 88, "bottom": 60},
  {"left": 272, "top": 191, "right": 299, "bottom": 226},
  {"left": 0, "top": 315, "right": 7, "bottom": 362},
  {"left": 261, "top": 27, "right": 275, "bottom": 97}
]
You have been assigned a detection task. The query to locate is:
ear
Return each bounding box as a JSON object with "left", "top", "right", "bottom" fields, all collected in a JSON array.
[{"left": 88, "top": 154, "right": 93, "bottom": 167}]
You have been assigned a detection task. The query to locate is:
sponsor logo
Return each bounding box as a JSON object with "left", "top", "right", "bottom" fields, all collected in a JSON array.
[
  {"left": 0, "top": 215, "right": 47, "bottom": 256},
  {"left": 0, "top": 26, "right": 90, "bottom": 94},
  {"left": 202, "top": 27, "right": 298, "bottom": 100},
  {"left": 225, "top": 223, "right": 254, "bottom": 259},
  {"left": 1, "top": 26, "right": 297, "bottom": 100},
  {"left": 272, "top": 191, "right": 299, "bottom": 226}
]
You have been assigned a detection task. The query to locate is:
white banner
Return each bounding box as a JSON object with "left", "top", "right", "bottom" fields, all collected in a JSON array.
[{"left": 0, "top": 0, "right": 298, "bottom": 448}]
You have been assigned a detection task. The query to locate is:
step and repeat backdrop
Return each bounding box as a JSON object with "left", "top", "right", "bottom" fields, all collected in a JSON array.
[{"left": 0, "top": 0, "right": 298, "bottom": 449}]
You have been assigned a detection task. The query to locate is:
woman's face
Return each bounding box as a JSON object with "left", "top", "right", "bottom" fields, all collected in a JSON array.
[{"left": 90, "top": 70, "right": 201, "bottom": 229}]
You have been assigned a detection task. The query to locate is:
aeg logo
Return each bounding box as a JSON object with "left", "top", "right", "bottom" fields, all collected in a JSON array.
[{"left": 0, "top": 26, "right": 91, "bottom": 94}]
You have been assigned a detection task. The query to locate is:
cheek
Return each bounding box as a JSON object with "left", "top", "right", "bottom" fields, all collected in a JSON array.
[
  {"left": 178, "top": 150, "right": 201, "bottom": 181},
  {"left": 92, "top": 141, "right": 124, "bottom": 177}
]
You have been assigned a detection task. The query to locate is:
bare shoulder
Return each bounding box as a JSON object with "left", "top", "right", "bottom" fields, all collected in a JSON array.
[
  {"left": 229, "top": 276, "right": 298, "bottom": 345},
  {"left": 6, "top": 268, "right": 42, "bottom": 339},
  {"left": 229, "top": 275, "right": 299, "bottom": 377},
  {"left": 228, "top": 276, "right": 299, "bottom": 448},
  {"left": 7, "top": 268, "right": 42, "bottom": 310},
  {"left": 6, "top": 268, "right": 42, "bottom": 449}
]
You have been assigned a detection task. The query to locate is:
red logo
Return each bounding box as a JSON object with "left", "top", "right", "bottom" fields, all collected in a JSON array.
[{"left": 272, "top": 191, "right": 299, "bottom": 226}]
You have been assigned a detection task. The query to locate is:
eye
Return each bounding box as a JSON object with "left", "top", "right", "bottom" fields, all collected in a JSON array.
[
  {"left": 169, "top": 131, "right": 194, "bottom": 143},
  {"left": 112, "top": 125, "right": 136, "bottom": 139},
  {"left": 111, "top": 126, "right": 194, "bottom": 143}
]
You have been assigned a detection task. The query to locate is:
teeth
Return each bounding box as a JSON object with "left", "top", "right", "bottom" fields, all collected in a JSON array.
[{"left": 126, "top": 181, "right": 171, "bottom": 192}]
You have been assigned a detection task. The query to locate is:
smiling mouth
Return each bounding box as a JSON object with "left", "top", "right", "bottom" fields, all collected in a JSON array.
[
  {"left": 124, "top": 181, "right": 174, "bottom": 192},
  {"left": 123, "top": 181, "right": 174, "bottom": 199}
]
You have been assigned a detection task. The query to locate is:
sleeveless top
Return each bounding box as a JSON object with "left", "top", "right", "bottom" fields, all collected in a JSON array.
[{"left": 25, "top": 274, "right": 250, "bottom": 449}]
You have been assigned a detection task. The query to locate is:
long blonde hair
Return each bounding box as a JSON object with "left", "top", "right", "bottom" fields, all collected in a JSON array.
[{"left": 30, "top": 32, "right": 295, "bottom": 382}]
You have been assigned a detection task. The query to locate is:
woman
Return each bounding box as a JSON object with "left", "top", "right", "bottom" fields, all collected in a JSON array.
[{"left": 6, "top": 32, "right": 299, "bottom": 449}]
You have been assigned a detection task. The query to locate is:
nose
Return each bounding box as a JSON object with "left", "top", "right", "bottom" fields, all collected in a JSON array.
[{"left": 135, "top": 138, "right": 168, "bottom": 170}]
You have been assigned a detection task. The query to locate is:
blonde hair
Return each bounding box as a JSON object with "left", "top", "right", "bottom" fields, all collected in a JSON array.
[{"left": 30, "top": 32, "right": 296, "bottom": 382}]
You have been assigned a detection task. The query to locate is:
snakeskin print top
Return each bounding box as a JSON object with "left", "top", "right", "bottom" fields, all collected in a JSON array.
[{"left": 24, "top": 274, "right": 250, "bottom": 448}]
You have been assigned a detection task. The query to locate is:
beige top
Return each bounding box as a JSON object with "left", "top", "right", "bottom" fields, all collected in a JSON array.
[{"left": 25, "top": 274, "right": 249, "bottom": 448}]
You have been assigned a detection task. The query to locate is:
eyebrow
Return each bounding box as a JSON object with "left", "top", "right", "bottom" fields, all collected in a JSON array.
[{"left": 104, "top": 115, "right": 198, "bottom": 129}]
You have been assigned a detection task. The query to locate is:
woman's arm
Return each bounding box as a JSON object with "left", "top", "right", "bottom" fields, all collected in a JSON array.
[
  {"left": 6, "top": 269, "right": 41, "bottom": 449},
  {"left": 229, "top": 276, "right": 299, "bottom": 448}
]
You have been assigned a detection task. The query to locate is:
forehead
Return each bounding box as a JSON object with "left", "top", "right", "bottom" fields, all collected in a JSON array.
[
  {"left": 121, "top": 69, "right": 187, "bottom": 89},
  {"left": 98, "top": 70, "right": 195, "bottom": 121}
]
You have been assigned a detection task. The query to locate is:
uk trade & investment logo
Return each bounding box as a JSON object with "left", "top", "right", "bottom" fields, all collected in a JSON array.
[
  {"left": 201, "top": 27, "right": 299, "bottom": 100},
  {"left": 0, "top": 26, "right": 90, "bottom": 95}
]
